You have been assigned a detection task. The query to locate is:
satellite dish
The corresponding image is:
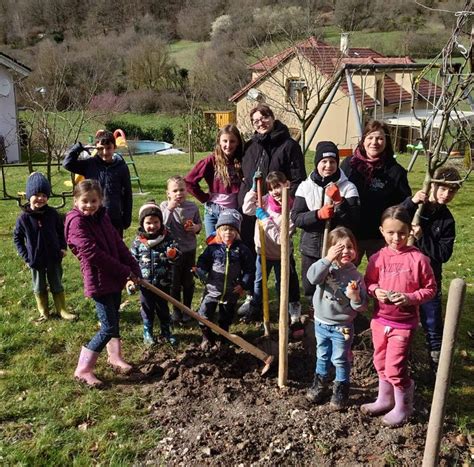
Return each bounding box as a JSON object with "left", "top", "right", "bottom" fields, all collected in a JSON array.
[{"left": 246, "top": 88, "right": 261, "bottom": 101}]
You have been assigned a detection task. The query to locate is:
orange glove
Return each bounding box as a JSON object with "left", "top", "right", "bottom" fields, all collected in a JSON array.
[
  {"left": 317, "top": 204, "right": 334, "bottom": 220},
  {"left": 326, "top": 184, "right": 342, "bottom": 203}
]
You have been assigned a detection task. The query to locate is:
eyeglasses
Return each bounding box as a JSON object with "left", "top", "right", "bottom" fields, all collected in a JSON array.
[{"left": 252, "top": 116, "right": 271, "bottom": 127}]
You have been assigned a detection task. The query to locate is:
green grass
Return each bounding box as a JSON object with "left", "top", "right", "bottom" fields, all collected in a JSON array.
[
  {"left": 169, "top": 40, "right": 209, "bottom": 70},
  {"left": 0, "top": 150, "right": 473, "bottom": 462}
]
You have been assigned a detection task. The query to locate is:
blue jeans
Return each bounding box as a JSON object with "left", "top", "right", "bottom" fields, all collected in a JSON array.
[
  {"left": 315, "top": 321, "right": 354, "bottom": 383},
  {"left": 87, "top": 292, "right": 122, "bottom": 352},
  {"left": 420, "top": 290, "right": 443, "bottom": 352},
  {"left": 203, "top": 201, "right": 224, "bottom": 238},
  {"left": 31, "top": 262, "right": 63, "bottom": 294}
]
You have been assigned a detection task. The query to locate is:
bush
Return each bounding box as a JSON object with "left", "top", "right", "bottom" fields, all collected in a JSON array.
[
  {"left": 88, "top": 92, "right": 129, "bottom": 112},
  {"left": 127, "top": 90, "right": 161, "bottom": 113},
  {"left": 104, "top": 119, "right": 174, "bottom": 143}
]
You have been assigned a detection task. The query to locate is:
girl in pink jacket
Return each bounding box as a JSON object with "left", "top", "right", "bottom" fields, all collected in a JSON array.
[{"left": 363, "top": 205, "right": 436, "bottom": 427}]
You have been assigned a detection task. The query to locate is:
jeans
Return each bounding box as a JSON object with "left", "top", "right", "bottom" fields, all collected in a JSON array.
[
  {"left": 87, "top": 292, "right": 122, "bottom": 352},
  {"left": 139, "top": 286, "right": 171, "bottom": 336},
  {"left": 420, "top": 290, "right": 443, "bottom": 352},
  {"left": 31, "top": 262, "right": 64, "bottom": 294},
  {"left": 203, "top": 201, "right": 224, "bottom": 238},
  {"left": 315, "top": 321, "right": 354, "bottom": 383},
  {"left": 251, "top": 254, "right": 300, "bottom": 307}
]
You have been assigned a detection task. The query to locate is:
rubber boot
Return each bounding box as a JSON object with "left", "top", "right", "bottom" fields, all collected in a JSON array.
[
  {"left": 306, "top": 374, "right": 330, "bottom": 404},
  {"left": 143, "top": 320, "right": 155, "bottom": 346},
  {"left": 106, "top": 338, "right": 133, "bottom": 374},
  {"left": 361, "top": 379, "right": 395, "bottom": 416},
  {"left": 200, "top": 326, "right": 215, "bottom": 350},
  {"left": 330, "top": 381, "right": 350, "bottom": 411},
  {"left": 34, "top": 292, "right": 50, "bottom": 321},
  {"left": 382, "top": 379, "right": 415, "bottom": 427},
  {"left": 52, "top": 292, "right": 77, "bottom": 321},
  {"left": 74, "top": 346, "right": 103, "bottom": 387}
]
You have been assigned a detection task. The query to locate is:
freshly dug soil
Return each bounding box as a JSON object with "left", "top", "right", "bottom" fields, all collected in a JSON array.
[{"left": 127, "top": 322, "right": 468, "bottom": 465}]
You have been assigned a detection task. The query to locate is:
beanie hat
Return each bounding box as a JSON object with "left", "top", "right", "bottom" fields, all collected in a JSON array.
[
  {"left": 138, "top": 200, "right": 163, "bottom": 227},
  {"left": 26, "top": 172, "right": 51, "bottom": 199},
  {"left": 216, "top": 209, "right": 242, "bottom": 232},
  {"left": 314, "top": 141, "right": 339, "bottom": 167}
]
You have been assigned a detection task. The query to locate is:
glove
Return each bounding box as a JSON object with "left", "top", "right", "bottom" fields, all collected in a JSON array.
[
  {"left": 326, "top": 184, "right": 342, "bottom": 203},
  {"left": 317, "top": 204, "right": 334, "bottom": 220},
  {"left": 256, "top": 207, "right": 270, "bottom": 221},
  {"left": 252, "top": 170, "right": 263, "bottom": 191},
  {"left": 166, "top": 247, "right": 179, "bottom": 260}
]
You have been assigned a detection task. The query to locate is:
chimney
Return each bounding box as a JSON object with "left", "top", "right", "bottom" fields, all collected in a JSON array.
[{"left": 340, "top": 33, "right": 349, "bottom": 55}]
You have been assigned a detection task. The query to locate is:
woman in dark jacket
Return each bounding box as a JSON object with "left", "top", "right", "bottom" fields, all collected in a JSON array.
[{"left": 340, "top": 120, "right": 411, "bottom": 263}]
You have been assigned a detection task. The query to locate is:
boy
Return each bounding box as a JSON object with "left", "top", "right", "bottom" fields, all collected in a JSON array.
[
  {"left": 402, "top": 165, "right": 461, "bottom": 372},
  {"left": 63, "top": 130, "right": 132, "bottom": 236},
  {"left": 291, "top": 141, "right": 360, "bottom": 303},
  {"left": 13, "top": 172, "right": 76, "bottom": 321},
  {"left": 241, "top": 171, "right": 302, "bottom": 326},
  {"left": 160, "top": 176, "right": 202, "bottom": 324}
]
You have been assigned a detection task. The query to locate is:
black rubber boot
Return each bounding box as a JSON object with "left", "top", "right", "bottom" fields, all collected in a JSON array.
[
  {"left": 306, "top": 374, "right": 329, "bottom": 404},
  {"left": 330, "top": 381, "right": 350, "bottom": 411}
]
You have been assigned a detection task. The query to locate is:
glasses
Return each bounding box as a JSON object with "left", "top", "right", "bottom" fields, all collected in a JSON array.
[{"left": 252, "top": 116, "right": 271, "bottom": 127}]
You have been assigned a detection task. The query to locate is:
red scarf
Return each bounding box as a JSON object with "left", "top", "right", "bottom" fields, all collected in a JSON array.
[{"left": 350, "top": 146, "right": 386, "bottom": 183}]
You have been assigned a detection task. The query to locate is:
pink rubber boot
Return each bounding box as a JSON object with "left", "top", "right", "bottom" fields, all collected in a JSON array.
[
  {"left": 382, "top": 379, "right": 415, "bottom": 427},
  {"left": 74, "top": 347, "right": 103, "bottom": 387},
  {"left": 106, "top": 338, "right": 133, "bottom": 374},
  {"left": 361, "top": 379, "right": 395, "bottom": 416}
]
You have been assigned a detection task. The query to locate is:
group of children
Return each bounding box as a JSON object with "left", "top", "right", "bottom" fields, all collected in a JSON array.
[{"left": 13, "top": 126, "right": 461, "bottom": 428}]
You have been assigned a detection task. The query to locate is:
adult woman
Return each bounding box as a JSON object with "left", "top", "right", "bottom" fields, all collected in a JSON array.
[{"left": 340, "top": 120, "right": 411, "bottom": 263}]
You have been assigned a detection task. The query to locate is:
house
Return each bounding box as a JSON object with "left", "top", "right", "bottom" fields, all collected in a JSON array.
[
  {"left": 229, "top": 36, "right": 444, "bottom": 154},
  {"left": 0, "top": 52, "right": 31, "bottom": 163}
]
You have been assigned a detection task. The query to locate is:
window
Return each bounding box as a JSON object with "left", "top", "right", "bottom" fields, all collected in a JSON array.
[{"left": 286, "top": 78, "right": 307, "bottom": 109}]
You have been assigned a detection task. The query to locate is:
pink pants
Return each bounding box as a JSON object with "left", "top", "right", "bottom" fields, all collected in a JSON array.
[{"left": 371, "top": 319, "right": 415, "bottom": 389}]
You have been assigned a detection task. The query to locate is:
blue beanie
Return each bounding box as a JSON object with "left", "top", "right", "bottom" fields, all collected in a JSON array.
[
  {"left": 216, "top": 209, "right": 242, "bottom": 232},
  {"left": 26, "top": 172, "right": 51, "bottom": 199}
]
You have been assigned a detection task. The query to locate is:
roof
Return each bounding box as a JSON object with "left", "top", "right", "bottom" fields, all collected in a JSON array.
[
  {"left": 0, "top": 52, "right": 31, "bottom": 77},
  {"left": 229, "top": 36, "right": 439, "bottom": 106},
  {"left": 384, "top": 108, "right": 474, "bottom": 129}
]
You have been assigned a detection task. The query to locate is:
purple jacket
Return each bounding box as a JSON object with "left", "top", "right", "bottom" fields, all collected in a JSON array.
[
  {"left": 184, "top": 154, "right": 241, "bottom": 204},
  {"left": 65, "top": 207, "right": 141, "bottom": 298}
]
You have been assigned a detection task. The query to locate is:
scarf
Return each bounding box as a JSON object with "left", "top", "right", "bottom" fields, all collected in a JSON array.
[
  {"left": 310, "top": 168, "right": 341, "bottom": 188},
  {"left": 138, "top": 227, "right": 167, "bottom": 248},
  {"left": 267, "top": 193, "right": 294, "bottom": 214},
  {"left": 350, "top": 146, "right": 386, "bottom": 183}
]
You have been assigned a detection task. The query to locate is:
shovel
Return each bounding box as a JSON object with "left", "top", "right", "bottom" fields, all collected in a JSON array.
[{"left": 138, "top": 279, "right": 274, "bottom": 375}]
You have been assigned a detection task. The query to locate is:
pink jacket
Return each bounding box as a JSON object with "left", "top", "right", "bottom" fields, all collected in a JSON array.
[{"left": 365, "top": 245, "right": 437, "bottom": 329}]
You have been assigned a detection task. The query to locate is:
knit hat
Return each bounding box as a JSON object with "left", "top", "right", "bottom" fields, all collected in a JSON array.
[
  {"left": 314, "top": 141, "right": 339, "bottom": 167},
  {"left": 26, "top": 172, "right": 51, "bottom": 199},
  {"left": 215, "top": 209, "right": 242, "bottom": 232},
  {"left": 138, "top": 200, "right": 163, "bottom": 227}
]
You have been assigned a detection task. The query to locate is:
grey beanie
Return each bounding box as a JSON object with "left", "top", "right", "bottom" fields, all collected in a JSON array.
[
  {"left": 26, "top": 172, "right": 51, "bottom": 199},
  {"left": 215, "top": 209, "right": 242, "bottom": 232}
]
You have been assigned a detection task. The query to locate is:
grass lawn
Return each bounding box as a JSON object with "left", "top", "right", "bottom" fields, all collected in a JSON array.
[
  {"left": 0, "top": 150, "right": 472, "bottom": 463},
  {"left": 169, "top": 40, "right": 209, "bottom": 71}
]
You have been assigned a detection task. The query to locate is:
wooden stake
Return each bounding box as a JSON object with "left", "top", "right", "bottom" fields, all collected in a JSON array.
[
  {"left": 422, "top": 278, "right": 466, "bottom": 466},
  {"left": 278, "top": 186, "right": 290, "bottom": 387}
]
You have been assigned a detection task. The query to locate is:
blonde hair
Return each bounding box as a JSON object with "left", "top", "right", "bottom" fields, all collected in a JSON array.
[
  {"left": 214, "top": 125, "right": 243, "bottom": 188},
  {"left": 215, "top": 225, "right": 240, "bottom": 243},
  {"left": 73, "top": 179, "right": 103, "bottom": 199},
  {"left": 167, "top": 175, "right": 186, "bottom": 188}
]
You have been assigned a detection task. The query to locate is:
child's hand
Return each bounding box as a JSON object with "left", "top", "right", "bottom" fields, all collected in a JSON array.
[
  {"left": 412, "top": 190, "right": 428, "bottom": 204},
  {"left": 184, "top": 219, "right": 198, "bottom": 233},
  {"left": 325, "top": 243, "right": 344, "bottom": 263},
  {"left": 252, "top": 170, "right": 262, "bottom": 191},
  {"left": 374, "top": 288, "right": 389, "bottom": 302},
  {"left": 345, "top": 280, "right": 361, "bottom": 301},
  {"left": 317, "top": 204, "right": 334, "bottom": 220},
  {"left": 233, "top": 284, "right": 245, "bottom": 296},
  {"left": 192, "top": 266, "right": 207, "bottom": 283},
  {"left": 326, "top": 184, "right": 342, "bottom": 203},
  {"left": 167, "top": 199, "right": 180, "bottom": 210},
  {"left": 256, "top": 207, "right": 270, "bottom": 221},
  {"left": 61, "top": 249, "right": 67, "bottom": 258},
  {"left": 128, "top": 272, "right": 141, "bottom": 285},
  {"left": 388, "top": 292, "right": 409, "bottom": 306},
  {"left": 126, "top": 280, "right": 136, "bottom": 295},
  {"left": 166, "top": 247, "right": 179, "bottom": 260},
  {"left": 412, "top": 224, "right": 423, "bottom": 240}
]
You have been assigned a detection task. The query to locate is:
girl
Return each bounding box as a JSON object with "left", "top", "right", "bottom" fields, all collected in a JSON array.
[
  {"left": 184, "top": 124, "right": 243, "bottom": 239},
  {"left": 306, "top": 227, "right": 367, "bottom": 410},
  {"left": 194, "top": 209, "right": 254, "bottom": 349},
  {"left": 363, "top": 206, "right": 436, "bottom": 427},
  {"left": 65, "top": 179, "right": 141, "bottom": 387}
]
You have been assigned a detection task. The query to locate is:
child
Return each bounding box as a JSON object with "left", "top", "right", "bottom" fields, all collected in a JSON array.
[
  {"left": 160, "top": 176, "right": 202, "bottom": 325},
  {"left": 65, "top": 179, "right": 141, "bottom": 387},
  {"left": 241, "top": 171, "right": 301, "bottom": 324},
  {"left": 130, "top": 201, "right": 179, "bottom": 345},
  {"left": 194, "top": 209, "right": 254, "bottom": 349},
  {"left": 13, "top": 172, "right": 76, "bottom": 322},
  {"left": 184, "top": 124, "right": 243, "bottom": 239},
  {"left": 291, "top": 141, "right": 360, "bottom": 303},
  {"left": 63, "top": 130, "right": 132, "bottom": 236},
  {"left": 362, "top": 206, "right": 436, "bottom": 427},
  {"left": 402, "top": 165, "right": 460, "bottom": 372},
  {"left": 305, "top": 227, "right": 367, "bottom": 410}
]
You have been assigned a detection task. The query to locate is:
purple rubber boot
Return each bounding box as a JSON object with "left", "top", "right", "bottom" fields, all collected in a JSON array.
[
  {"left": 382, "top": 379, "right": 415, "bottom": 427},
  {"left": 361, "top": 379, "right": 395, "bottom": 416}
]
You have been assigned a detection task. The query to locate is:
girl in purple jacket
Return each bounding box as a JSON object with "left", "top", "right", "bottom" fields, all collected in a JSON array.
[
  {"left": 184, "top": 124, "right": 243, "bottom": 239},
  {"left": 65, "top": 180, "right": 141, "bottom": 387}
]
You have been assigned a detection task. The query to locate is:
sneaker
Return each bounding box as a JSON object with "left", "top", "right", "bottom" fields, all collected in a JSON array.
[
  {"left": 289, "top": 302, "right": 302, "bottom": 324},
  {"left": 237, "top": 295, "right": 253, "bottom": 316},
  {"left": 143, "top": 327, "right": 155, "bottom": 346},
  {"left": 240, "top": 303, "right": 262, "bottom": 323},
  {"left": 161, "top": 332, "right": 178, "bottom": 346},
  {"left": 330, "top": 381, "right": 350, "bottom": 411}
]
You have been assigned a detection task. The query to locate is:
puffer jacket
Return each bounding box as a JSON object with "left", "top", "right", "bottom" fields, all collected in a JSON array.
[
  {"left": 65, "top": 207, "right": 140, "bottom": 298},
  {"left": 63, "top": 143, "right": 133, "bottom": 230},
  {"left": 130, "top": 229, "right": 178, "bottom": 288},
  {"left": 197, "top": 240, "right": 255, "bottom": 303},
  {"left": 13, "top": 204, "right": 66, "bottom": 269}
]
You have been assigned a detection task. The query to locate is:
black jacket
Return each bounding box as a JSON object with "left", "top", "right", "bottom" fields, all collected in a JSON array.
[
  {"left": 13, "top": 205, "right": 66, "bottom": 269},
  {"left": 402, "top": 197, "right": 455, "bottom": 285},
  {"left": 238, "top": 120, "right": 306, "bottom": 207},
  {"left": 341, "top": 155, "right": 411, "bottom": 240}
]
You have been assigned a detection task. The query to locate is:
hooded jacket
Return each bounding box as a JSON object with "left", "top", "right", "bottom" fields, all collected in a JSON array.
[
  {"left": 63, "top": 143, "right": 133, "bottom": 230},
  {"left": 238, "top": 120, "right": 306, "bottom": 207},
  {"left": 65, "top": 207, "right": 140, "bottom": 298},
  {"left": 13, "top": 205, "right": 66, "bottom": 269}
]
